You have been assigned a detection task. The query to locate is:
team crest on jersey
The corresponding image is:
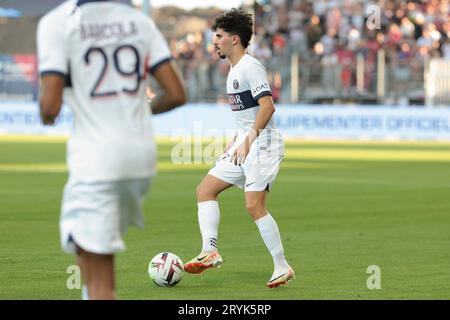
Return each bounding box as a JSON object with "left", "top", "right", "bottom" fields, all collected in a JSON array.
[{"left": 233, "top": 79, "right": 239, "bottom": 89}]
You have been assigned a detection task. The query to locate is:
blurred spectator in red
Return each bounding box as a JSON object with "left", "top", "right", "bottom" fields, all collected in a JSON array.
[{"left": 336, "top": 42, "right": 355, "bottom": 94}]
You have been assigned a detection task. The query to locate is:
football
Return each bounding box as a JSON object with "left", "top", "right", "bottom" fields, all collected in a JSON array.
[{"left": 148, "top": 252, "right": 184, "bottom": 287}]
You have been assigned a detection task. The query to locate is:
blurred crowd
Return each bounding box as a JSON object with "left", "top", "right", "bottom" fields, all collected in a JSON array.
[{"left": 165, "top": 0, "right": 450, "bottom": 103}]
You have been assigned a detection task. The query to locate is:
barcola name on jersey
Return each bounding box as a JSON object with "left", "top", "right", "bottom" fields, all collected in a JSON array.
[{"left": 80, "top": 21, "right": 138, "bottom": 41}]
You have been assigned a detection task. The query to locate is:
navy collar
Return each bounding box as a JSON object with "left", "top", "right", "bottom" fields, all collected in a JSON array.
[{"left": 77, "top": 0, "right": 109, "bottom": 6}]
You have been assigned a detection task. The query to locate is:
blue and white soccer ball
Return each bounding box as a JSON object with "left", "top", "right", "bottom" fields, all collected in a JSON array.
[{"left": 148, "top": 252, "right": 184, "bottom": 287}]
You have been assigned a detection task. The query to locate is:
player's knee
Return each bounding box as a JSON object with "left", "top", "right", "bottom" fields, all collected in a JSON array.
[
  {"left": 196, "top": 183, "right": 214, "bottom": 201},
  {"left": 245, "top": 200, "right": 262, "bottom": 216},
  {"left": 196, "top": 184, "right": 204, "bottom": 199}
]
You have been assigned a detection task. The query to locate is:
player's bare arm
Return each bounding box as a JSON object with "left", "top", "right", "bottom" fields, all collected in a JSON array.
[
  {"left": 231, "top": 95, "right": 275, "bottom": 165},
  {"left": 149, "top": 62, "right": 186, "bottom": 114},
  {"left": 39, "top": 74, "right": 65, "bottom": 125}
]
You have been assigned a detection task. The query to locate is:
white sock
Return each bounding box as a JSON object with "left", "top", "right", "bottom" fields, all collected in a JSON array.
[
  {"left": 197, "top": 200, "right": 220, "bottom": 253},
  {"left": 255, "top": 213, "right": 290, "bottom": 275},
  {"left": 82, "top": 285, "right": 90, "bottom": 300}
]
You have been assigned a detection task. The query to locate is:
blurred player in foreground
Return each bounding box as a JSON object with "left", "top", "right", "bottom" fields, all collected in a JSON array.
[{"left": 37, "top": 0, "right": 185, "bottom": 299}]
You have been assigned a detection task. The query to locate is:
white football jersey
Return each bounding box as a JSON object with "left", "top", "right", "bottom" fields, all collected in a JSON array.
[
  {"left": 37, "top": 0, "right": 172, "bottom": 181},
  {"left": 226, "top": 53, "right": 282, "bottom": 148}
]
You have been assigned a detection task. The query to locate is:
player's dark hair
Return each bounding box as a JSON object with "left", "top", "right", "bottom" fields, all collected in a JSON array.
[{"left": 211, "top": 8, "right": 253, "bottom": 48}]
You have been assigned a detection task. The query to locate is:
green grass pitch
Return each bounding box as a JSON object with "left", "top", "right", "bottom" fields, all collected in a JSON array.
[{"left": 0, "top": 137, "right": 449, "bottom": 299}]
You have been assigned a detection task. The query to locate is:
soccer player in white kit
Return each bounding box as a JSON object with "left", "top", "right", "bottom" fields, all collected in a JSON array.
[
  {"left": 37, "top": 0, "right": 185, "bottom": 299},
  {"left": 184, "top": 9, "right": 294, "bottom": 288}
]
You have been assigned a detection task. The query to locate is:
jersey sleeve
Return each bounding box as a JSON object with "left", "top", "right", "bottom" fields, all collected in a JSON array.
[
  {"left": 247, "top": 62, "right": 272, "bottom": 102},
  {"left": 147, "top": 18, "right": 172, "bottom": 74},
  {"left": 36, "top": 13, "right": 68, "bottom": 77}
]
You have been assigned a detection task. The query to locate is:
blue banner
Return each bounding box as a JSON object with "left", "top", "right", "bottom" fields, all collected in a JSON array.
[{"left": 1, "top": 102, "right": 450, "bottom": 141}]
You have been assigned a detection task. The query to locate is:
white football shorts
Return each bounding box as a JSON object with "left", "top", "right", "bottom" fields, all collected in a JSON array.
[
  {"left": 60, "top": 177, "right": 151, "bottom": 255},
  {"left": 208, "top": 134, "right": 284, "bottom": 192}
]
